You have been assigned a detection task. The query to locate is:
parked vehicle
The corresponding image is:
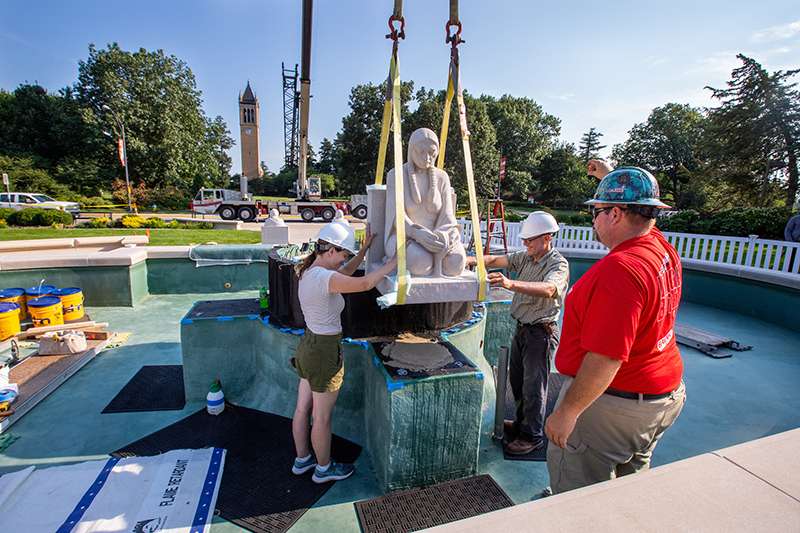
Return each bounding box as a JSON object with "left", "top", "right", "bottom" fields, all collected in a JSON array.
[
  {"left": 0, "top": 192, "right": 80, "bottom": 218},
  {"left": 190, "top": 180, "right": 368, "bottom": 223}
]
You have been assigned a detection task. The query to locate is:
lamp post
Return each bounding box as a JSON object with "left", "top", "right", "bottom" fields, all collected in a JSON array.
[{"left": 102, "top": 104, "right": 134, "bottom": 213}]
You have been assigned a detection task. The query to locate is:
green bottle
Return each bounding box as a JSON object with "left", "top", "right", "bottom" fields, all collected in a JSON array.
[{"left": 259, "top": 287, "right": 269, "bottom": 313}]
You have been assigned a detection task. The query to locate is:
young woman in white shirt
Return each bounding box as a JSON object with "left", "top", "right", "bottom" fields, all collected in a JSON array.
[{"left": 291, "top": 220, "right": 396, "bottom": 483}]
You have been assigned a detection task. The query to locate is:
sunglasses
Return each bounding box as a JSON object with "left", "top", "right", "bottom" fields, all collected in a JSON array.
[{"left": 590, "top": 206, "right": 627, "bottom": 220}]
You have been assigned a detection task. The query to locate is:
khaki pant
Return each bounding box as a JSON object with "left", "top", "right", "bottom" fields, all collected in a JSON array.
[{"left": 547, "top": 376, "right": 686, "bottom": 494}]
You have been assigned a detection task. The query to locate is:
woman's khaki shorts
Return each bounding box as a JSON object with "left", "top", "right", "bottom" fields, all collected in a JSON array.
[{"left": 293, "top": 330, "right": 344, "bottom": 393}]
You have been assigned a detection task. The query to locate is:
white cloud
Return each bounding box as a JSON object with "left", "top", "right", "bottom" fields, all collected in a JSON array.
[
  {"left": 546, "top": 93, "right": 575, "bottom": 102},
  {"left": 644, "top": 56, "right": 669, "bottom": 68},
  {"left": 688, "top": 51, "right": 741, "bottom": 76},
  {"left": 751, "top": 20, "right": 800, "bottom": 43}
]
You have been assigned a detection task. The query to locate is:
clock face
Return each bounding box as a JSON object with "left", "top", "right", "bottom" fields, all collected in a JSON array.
[{"left": 244, "top": 128, "right": 253, "bottom": 135}]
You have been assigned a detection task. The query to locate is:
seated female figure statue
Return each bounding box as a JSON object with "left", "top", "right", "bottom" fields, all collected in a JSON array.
[{"left": 384, "top": 128, "right": 466, "bottom": 277}]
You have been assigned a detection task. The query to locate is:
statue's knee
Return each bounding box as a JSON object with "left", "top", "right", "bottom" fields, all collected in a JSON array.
[
  {"left": 443, "top": 252, "right": 466, "bottom": 276},
  {"left": 407, "top": 243, "right": 433, "bottom": 276}
]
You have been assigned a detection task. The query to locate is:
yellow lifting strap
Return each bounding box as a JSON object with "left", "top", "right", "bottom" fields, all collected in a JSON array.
[
  {"left": 437, "top": 42, "right": 488, "bottom": 301},
  {"left": 374, "top": 33, "right": 410, "bottom": 304}
]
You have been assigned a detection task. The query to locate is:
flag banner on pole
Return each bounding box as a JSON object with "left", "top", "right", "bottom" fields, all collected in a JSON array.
[{"left": 117, "top": 138, "right": 126, "bottom": 167}]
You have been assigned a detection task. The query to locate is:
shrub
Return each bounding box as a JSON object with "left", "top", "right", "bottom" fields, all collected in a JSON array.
[
  {"left": 0, "top": 219, "right": 7, "bottom": 228},
  {"left": 0, "top": 208, "right": 15, "bottom": 221},
  {"left": 7, "top": 208, "right": 39, "bottom": 226},
  {"left": 657, "top": 207, "right": 790, "bottom": 239},
  {"left": 505, "top": 212, "right": 524, "bottom": 223},
  {"left": 36, "top": 209, "right": 74, "bottom": 226},
  {"left": 118, "top": 215, "right": 146, "bottom": 228},
  {"left": 84, "top": 217, "right": 112, "bottom": 228},
  {"left": 143, "top": 217, "right": 168, "bottom": 228},
  {"left": 6, "top": 208, "right": 72, "bottom": 226},
  {"left": 181, "top": 221, "right": 214, "bottom": 230}
]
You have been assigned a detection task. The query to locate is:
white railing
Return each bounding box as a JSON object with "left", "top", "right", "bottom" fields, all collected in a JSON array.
[{"left": 458, "top": 219, "right": 800, "bottom": 276}]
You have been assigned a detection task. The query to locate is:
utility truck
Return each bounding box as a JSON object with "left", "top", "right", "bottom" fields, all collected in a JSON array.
[{"left": 190, "top": 176, "right": 368, "bottom": 222}]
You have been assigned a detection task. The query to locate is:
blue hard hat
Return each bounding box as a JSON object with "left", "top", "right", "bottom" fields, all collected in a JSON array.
[{"left": 585, "top": 167, "right": 670, "bottom": 208}]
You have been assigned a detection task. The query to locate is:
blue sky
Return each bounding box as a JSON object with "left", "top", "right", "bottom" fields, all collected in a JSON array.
[{"left": 2, "top": 1, "right": 798, "bottom": 175}]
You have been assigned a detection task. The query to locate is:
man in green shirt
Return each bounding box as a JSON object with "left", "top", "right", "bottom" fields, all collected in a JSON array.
[{"left": 468, "top": 211, "right": 569, "bottom": 454}]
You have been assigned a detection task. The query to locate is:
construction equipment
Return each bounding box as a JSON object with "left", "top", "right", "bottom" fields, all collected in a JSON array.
[
  {"left": 483, "top": 199, "right": 508, "bottom": 254},
  {"left": 282, "top": 62, "right": 300, "bottom": 168},
  {"left": 296, "top": 0, "right": 313, "bottom": 201}
]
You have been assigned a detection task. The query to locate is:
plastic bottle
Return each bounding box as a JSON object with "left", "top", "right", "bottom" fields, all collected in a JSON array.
[
  {"left": 206, "top": 380, "right": 225, "bottom": 415},
  {"left": 259, "top": 287, "right": 269, "bottom": 314}
]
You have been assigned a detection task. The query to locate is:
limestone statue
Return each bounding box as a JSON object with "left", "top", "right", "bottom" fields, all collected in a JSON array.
[
  {"left": 384, "top": 128, "right": 466, "bottom": 277},
  {"left": 264, "top": 208, "right": 286, "bottom": 227}
]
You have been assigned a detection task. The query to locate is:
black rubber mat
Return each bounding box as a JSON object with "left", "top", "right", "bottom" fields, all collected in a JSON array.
[
  {"left": 501, "top": 372, "right": 565, "bottom": 462},
  {"left": 185, "top": 298, "right": 261, "bottom": 321},
  {"left": 373, "top": 341, "right": 477, "bottom": 380},
  {"left": 354, "top": 474, "right": 513, "bottom": 533},
  {"left": 102, "top": 365, "right": 185, "bottom": 413},
  {"left": 114, "top": 404, "right": 362, "bottom": 533}
]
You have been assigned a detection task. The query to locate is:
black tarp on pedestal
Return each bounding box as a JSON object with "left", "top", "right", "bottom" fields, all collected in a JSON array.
[{"left": 267, "top": 252, "right": 472, "bottom": 338}]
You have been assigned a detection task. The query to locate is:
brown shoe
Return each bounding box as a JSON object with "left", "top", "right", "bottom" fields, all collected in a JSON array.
[{"left": 506, "top": 438, "right": 544, "bottom": 455}]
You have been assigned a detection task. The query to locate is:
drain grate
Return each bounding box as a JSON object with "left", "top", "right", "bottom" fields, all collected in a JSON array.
[{"left": 354, "top": 474, "right": 513, "bottom": 533}]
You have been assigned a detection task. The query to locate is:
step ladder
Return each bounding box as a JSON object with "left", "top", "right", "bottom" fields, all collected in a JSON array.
[{"left": 470, "top": 199, "right": 508, "bottom": 255}]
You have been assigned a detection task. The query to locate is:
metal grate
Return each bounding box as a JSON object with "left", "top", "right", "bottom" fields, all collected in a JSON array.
[{"left": 355, "top": 474, "right": 513, "bottom": 533}]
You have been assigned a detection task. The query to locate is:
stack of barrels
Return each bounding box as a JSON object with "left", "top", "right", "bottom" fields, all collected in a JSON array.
[{"left": 0, "top": 285, "right": 85, "bottom": 341}]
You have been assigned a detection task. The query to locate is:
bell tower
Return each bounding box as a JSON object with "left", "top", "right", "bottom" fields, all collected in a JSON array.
[{"left": 239, "top": 82, "right": 262, "bottom": 192}]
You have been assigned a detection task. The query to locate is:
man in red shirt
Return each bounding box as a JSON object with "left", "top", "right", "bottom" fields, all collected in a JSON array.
[{"left": 545, "top": 160, "right": 686, "bottom": 494}]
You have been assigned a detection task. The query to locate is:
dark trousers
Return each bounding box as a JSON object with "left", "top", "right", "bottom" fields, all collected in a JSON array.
[{"left": 509, "top": 322, "right": 559, "bottom": 442}]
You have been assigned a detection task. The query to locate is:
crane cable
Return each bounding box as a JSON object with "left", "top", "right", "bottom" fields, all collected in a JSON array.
[
  {"left": 437, "top": 3, "right": 487, "bottom": 301},
  {"left": 374, "top": 3, "right": 410, "bottom": 304}
]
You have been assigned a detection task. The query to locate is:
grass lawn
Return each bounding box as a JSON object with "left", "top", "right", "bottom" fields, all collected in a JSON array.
[{"left": 0, "top": 227, "right": 262, "bottom": 246}]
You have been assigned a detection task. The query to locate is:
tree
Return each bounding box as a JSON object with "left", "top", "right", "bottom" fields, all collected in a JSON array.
[
  {"left": 480, "top": 95, "right": 560, "bottom": 172},
  {"left": 75, "top": 43, "right": 233, "bottom": 193},
  {"left": 315, "top": 137, "right": 339, "bottom": 175},
  {"left": 578, "top": 127, "right": 607, "bottom": 162},
  {"left": 0, "top": 84, "right": 112, "bottom": 194},
  {"left": 406, "top": 88, "right": 500, "bottom": 199},
  {"left": 335, "top": 81, "right": 414, "bottom": 195},
  {"left": 705, "top": 54, "right": 800, "bottom": 207},
  {"left": 0, "top": 155, "right": 71, "bottom": 197},
  {"left": 533, "top": 143, "right": 594, "bottom": 208},
  {"left": 612, "top": 103, "right": 707, "bottom": 209}
]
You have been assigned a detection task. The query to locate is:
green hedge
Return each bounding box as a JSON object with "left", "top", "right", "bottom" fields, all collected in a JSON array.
[
  {"left": 657, "top": 207, "right": 791, "bottom": 239},
  {"left": 5, "top": 208, "right": 73, "bottom": 226}
]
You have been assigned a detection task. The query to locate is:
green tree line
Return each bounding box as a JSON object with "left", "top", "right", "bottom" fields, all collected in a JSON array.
[{"left": 0, "top": 45, "right": 797, "bottom": 216}]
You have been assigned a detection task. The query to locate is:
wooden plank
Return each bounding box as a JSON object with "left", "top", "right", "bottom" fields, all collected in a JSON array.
[
  {"left": 0, "top": 338, "right": 111, "bottom": 434},
  {"left": 675, "top": 323, "right": 731, "bottom": 346}
]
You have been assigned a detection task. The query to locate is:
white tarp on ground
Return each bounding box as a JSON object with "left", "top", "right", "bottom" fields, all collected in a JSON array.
[{"left": 0, "top": 447, "right": 225, "bottom": 533}]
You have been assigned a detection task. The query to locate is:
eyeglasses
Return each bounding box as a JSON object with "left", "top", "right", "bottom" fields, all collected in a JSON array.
[{"left": 590, "top": 206, "right": 626, "bottom": 220}]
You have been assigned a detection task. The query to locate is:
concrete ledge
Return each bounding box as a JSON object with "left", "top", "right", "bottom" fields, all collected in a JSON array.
[
  {"left": 0, "top": 238, "right": 76, "bottom": 252},
  {"left": 145, "top": 246, "right": 192, "bottom": 259},
  {"left": 427, "top": 428, "right": 800, "bottom": 532}
]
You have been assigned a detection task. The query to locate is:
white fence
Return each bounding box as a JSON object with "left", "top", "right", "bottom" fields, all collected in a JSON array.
[{"left": 458, "top": 219, "right": 800, "bottom": 276}]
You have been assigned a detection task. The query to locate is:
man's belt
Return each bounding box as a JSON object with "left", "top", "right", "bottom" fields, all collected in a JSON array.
[{"left": 604, "top": 387, "right": 674, "bottom": 401}]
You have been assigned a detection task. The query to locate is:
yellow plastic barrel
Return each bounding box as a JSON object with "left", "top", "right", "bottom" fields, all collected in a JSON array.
[
  {"left": 27, "top": 296, "right": 63, "bottom": 328},
  {"left": 53, "top": 287, "right": 84, "bottom": 322},
  {"left": 0, "top": 302, "right": 21, "bottom": 340},
  {"left": 25, "top": 284, "right": 56, "bottom": 304},
  {"left": 0, "top": 288, "right": 27, "bottom": 320}
]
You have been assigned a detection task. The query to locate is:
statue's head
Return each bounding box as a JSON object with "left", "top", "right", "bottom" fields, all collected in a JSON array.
[{"left": 409, "top": 128, "right": 439, "bottom": 170}]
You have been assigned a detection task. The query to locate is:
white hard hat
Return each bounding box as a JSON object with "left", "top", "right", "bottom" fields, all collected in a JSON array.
[
  {"left": 317, "top": 219, "right": 357, "bottom": 254},
  {"left": 519, "top": 211, "right": 560, "bottom": 240}
]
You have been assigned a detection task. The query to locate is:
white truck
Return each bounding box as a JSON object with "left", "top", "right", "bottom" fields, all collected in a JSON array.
[
  {"left": 0, "top": 192, "right": 80, "bottom": 218},
  {"left": 191, "top": 176, "right": 368, "bottom": 222}
]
